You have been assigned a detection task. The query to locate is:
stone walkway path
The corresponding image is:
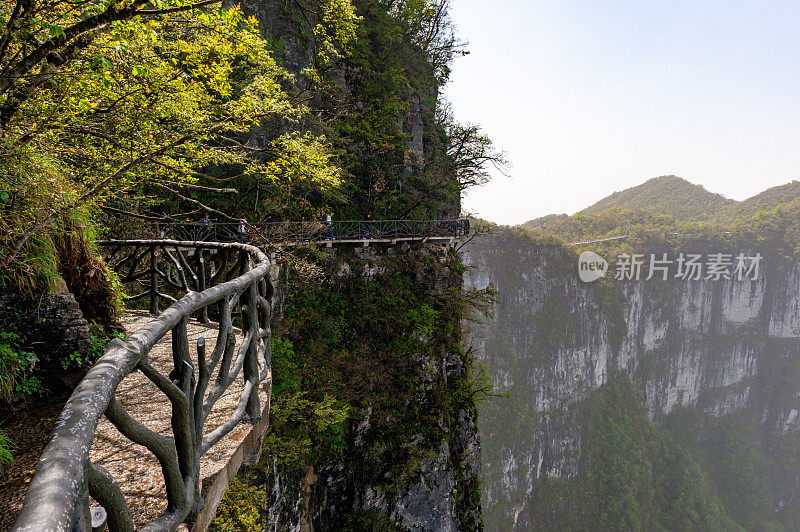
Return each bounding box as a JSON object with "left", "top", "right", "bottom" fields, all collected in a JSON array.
[
  {"left": 89, "top": 310, "right": 271, "bottom": 528},
  {"left": 0, "top": 399, "right": 65, "bottom": 529}
]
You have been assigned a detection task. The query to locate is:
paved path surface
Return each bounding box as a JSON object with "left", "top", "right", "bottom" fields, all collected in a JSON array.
[
  {"left": 0, "top": 400, "right": 65, "bottom": 529},
  {"left": 89, "top": 310, "right": 271, "bottom": 528}
]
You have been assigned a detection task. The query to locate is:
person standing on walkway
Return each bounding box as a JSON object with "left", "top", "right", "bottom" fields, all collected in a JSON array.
[
  {"left": 201, "top": 213, "right": 212, "bottom": 241},
  {"left": 238, "top": 217, "right": 248, "bottom": 242},
  {"left": 159, "top": 212, "right": 168, "bottom": 239},
  {"left": 364, "top": 213, "right": 374, "bottom": 239},
  {"left": 326, "top": 213, "right": 334, "bottom": 240}
]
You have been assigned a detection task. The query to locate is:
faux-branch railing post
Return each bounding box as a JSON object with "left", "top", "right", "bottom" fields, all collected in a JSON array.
[{"left": 13, "top": 241, "right": 273, "bottom": 532}]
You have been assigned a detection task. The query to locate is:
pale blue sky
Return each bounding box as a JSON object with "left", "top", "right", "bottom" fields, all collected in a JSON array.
[{"left": 446, "top": 1, "right": 800, "bottom": 225}]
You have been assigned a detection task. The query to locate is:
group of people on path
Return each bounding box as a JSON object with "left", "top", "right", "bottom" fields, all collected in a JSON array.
[{"left": 227, "top": 214, "right": 338, "bottom": 242}]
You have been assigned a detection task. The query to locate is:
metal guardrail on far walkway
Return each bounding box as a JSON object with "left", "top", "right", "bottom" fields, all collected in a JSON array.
[{"left": 115, "top": 218, "right": 471, "bottom": 245}]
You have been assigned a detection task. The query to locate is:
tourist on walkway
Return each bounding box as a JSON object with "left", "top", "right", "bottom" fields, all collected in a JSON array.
[
  {"left": 364, "top": 213, "right": 373, "bottom": 239},
  {"left": 201, "top": 213, "right": 212, "bottom": 241},
  {"left": 238, "top": 217, "right": 248, "bottom": 242},
  {"left": 159, "top": 212, "right": 167, "bottom": 239},
  {"left": 326, "top": 213, "right": 334, "bottom": 240}
]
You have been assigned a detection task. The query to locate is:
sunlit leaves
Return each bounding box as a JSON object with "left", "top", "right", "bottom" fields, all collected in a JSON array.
[
  {"left": 312, "top": 0, "right": 361, "bottom": 65},
  {"left": 3, "top": 1, "right": 345, "bottom": 201},
  {"left": 0, "top": 0, "right": 357, "bottom": 280},
  {"left": 263, "top": 133, "right": 342, "bottom": 188}
]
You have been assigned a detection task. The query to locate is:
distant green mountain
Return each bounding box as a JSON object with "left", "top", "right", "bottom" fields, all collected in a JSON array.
[
  {"left": 580, "top": 175, "right": 736, "bottom": 222},
  {"left": 734, "top": 180, "right": 800, "bottom": 218},
  {"left": 517, "top": 175, "right": 800, "bottom": 259}
]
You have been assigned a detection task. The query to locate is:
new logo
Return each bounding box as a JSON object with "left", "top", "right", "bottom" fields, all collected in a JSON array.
[{"left": 578, "top": 251, "right": 607, "bottom": 282}]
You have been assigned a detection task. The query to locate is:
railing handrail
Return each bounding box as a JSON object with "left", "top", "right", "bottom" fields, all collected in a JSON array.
[{"left": 13, "top": 240, "right": 273, "bottom": 532}]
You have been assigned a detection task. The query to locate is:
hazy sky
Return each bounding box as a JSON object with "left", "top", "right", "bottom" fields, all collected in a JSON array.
[{"left": 445, "top": 1, "right": 800, "bottom": 225}]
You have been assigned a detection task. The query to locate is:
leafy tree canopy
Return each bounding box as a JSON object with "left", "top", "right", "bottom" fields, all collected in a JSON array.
[{"left": 0, "top": 0, "right": 359, "bottom": 287}]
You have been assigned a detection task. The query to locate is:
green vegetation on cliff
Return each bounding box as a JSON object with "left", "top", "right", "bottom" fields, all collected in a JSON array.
[
  {"left": 663, "top": 407, "right": 800, "bottom": 530},
  {"left": 213, "top": 247, "right": 489, "bottom": 530},
  {"left": 522, "top": 376, "right": 738, "bottom": 531},
  {"left": 526, "top": 379, "right": 800, "bottom": 531}
]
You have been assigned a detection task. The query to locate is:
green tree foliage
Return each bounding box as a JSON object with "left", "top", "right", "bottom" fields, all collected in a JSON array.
[
  {"left": 442, "top": 114, "right": 508, "bottom": 192},
  {"left": 210, "top": 474, "right": 272, "bottom": 531},
  {"left": 517, "top": 375, "right": 800, "bottom": 530},
  {"left": 0, "top": 0, "right": 356, "bottom": 286},
  {"left": 0, "top": 151, "right": 91, "bottom": 290},
  {"left": 0, "top": 331, "right": 40, "bottom": 403}
]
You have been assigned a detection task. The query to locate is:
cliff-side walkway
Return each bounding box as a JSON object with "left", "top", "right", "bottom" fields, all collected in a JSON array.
[{"left": 12, "top": 220, "right": 468, "bottom": 531}]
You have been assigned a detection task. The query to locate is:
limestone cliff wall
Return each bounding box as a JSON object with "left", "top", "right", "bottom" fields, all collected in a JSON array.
[{"left": 462, "top": 228, "right": 800, "bottom": 530}]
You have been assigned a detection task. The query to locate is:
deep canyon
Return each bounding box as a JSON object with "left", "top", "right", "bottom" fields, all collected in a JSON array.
[{"left": 465, "top": 226, "right": 800, "bottom": 530}]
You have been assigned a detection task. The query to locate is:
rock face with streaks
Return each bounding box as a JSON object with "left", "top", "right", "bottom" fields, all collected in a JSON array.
[
  {"left": 0, "top": 288, "right": 91, "bottom": 376},
  {"left": 462, "top": 227, "right": 800, "bottom": 530},
  {"left": 263, "top": 404, "right": 481, "bottom": 531},
  {"left": 276, "top": 245, "right": 481, "bottom": 531}
]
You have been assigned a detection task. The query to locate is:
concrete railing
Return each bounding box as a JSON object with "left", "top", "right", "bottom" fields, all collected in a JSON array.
[{"left": 12, "top": 241, "right": 273, "bottom": 532}]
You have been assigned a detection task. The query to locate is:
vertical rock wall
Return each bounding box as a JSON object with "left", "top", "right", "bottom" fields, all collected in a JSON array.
[
  {"left": 462, "top": 228, "right": 800, "bottom": 530},
  {"left": 217, "top": 244, "right": 484, "bottom": 531}
]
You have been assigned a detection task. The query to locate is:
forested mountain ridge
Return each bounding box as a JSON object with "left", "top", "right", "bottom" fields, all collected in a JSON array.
[
  {"left": 520, "top": 176, "right": 800, "bottom": 260},
  {"left": 579, "top": 175, "right": 736, "bottom": 222},
  {"left": 734, "top": 180, "right": 800, "bottom": 218},
  {"left": 525, "top": 175, "right": 800, "bottom": 229}
]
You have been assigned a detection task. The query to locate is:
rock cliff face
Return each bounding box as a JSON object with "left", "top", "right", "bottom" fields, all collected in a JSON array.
[
  {"left": 263, "top": 400, "right": 481, "bottom": 532},
  {"left": 271, "top": 245, "right": 482, "bottom": 531},
  {"left": 0, "top": 288, "right": 91, "bottom": 372},
  {"left": 215, "top": 244, "right": 483, "bottom": 530},
  {"left": 462, "top": 228, "right": 800, "bottom": 530}
]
